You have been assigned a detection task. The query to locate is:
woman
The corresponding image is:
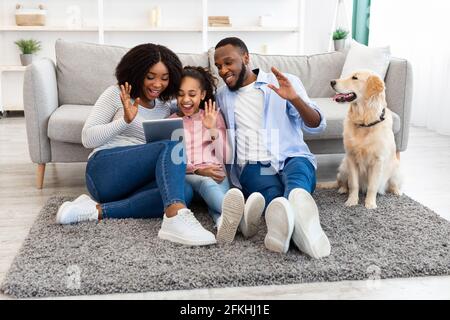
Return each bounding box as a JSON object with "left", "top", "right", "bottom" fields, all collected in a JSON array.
[{"left": 56, "top": 43, "right": 216, "bottom": 246}]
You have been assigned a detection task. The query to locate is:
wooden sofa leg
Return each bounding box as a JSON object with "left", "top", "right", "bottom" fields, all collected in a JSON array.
[
  {"left": 37, "top": 163, "right": 46, "bottom": 189},
  {"left": 396, "top": 151, "right": 401, "bottom": 160}
]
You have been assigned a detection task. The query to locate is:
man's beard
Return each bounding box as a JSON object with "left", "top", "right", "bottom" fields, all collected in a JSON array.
[{"left": 227, "top": 62, "right": 247, "bottom": 92}]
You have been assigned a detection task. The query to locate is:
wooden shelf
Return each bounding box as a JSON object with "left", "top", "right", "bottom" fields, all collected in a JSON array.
[
  {"left": 208, "top": 26, "right": 298, "bottom": 32},
  {"left": 103, "top": 26, "right": 202, "bottom": 32},
  {"left": 0, "top": 65, "right": 27, "bottom": 72},
  {"left": 0, "top": 26, "right": 98, "bottom": 32},
  {"left": 0, "top": 25, "right": 298, "bottom": 33}
]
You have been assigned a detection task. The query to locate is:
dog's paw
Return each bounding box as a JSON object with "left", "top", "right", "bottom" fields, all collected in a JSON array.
[
  {"left": 389, "top": 187, "right": 403, "bottom": 196},
  {"left": 345, "top": 197, "right": 358, "bottom": 207},
  {"left": 338, "top": 187, "right": 348, "bottom": 194},
  {"left": 365, "top": 200, "right": 378, "bottom": 210}
]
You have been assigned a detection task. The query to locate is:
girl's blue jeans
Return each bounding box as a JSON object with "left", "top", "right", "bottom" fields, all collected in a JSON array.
[{"left": 185, "top": 174, "right": 230, "bottom": 224}]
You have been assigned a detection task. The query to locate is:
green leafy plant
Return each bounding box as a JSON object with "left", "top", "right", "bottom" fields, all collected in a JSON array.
[
  {"left": 333, "top": 28, "right": 349, "bottom": 40},
  {"left": 14, "top": 39, "right": 42, "bottom": 54}
]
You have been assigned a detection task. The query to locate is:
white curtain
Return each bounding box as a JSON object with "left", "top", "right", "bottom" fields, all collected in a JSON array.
[{"left": 370, "top": 0, "right": 450, "bottom": 135}]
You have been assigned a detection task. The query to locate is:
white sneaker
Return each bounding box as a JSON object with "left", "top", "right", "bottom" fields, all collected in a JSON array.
[
  {"left": 56, "top": 195, "right": 99, "bottom": 224},
  {"left": 264, "top": 197, "right": 294, "bottom": 253},
  {"left": 216, "top": 188, "right": 245, "bottom": 243},
  {"left": 288, "top": 188, "right": 331, "bottom": 259},
  {"left": 158, "top": 208, "right": 216, "bottom": 246},
  {"left": 239, "top": 192, "right": 265, "bottom": 239},
  {"left": 73, "top": 194, "right": 94, "bottom": 205},
  {"left": 56, "top": 194, "right": 97, "bottom": 219}
]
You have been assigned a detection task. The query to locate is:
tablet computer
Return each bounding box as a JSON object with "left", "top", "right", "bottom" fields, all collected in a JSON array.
[{"left": 142, "top": 118, "right": 184, "bottom": 144}]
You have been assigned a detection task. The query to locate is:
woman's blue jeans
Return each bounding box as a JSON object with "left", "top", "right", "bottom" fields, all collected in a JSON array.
[{"left": 85, "top": 141, "right": 193, "bottom": 219}]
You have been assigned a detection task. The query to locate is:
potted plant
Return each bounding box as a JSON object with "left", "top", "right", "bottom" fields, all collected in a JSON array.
[
  {"left": 333, "top": 28, "right": 349, "bottom": 52},
  {"left": 14, "top": 39, "right": 42, "bottom": 66}
]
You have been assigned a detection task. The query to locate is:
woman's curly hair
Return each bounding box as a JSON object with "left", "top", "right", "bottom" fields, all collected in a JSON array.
[
  {"left": 181, "top": 66, "right": 217, "bottom": 107},
  {"left": 115, "top": 43, "right": 183, "bottom": 102}
]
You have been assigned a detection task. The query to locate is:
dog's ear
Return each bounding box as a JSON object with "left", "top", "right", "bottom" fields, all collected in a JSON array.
[{"left": 366, "top": 75, "right": 385, "bottom": 98}]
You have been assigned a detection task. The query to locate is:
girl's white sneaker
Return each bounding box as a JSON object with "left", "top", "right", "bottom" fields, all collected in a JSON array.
[
  {"left": 216, "top": 188, "right": 245, "bottom": 244},
  {"left": 239, "top": 192, "right": 265, "bottom": 239}
]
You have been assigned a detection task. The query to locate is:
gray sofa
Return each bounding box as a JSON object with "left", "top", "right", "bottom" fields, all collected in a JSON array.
[{"left": 24, "top": 39, "right": 413, "bottom": 188}]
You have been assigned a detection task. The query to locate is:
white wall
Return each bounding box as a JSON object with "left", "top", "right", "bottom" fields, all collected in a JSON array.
[
  {"left": 0, "top": 0, "right": 349, "bottom": 110},
  {"left": 303, "top": 0, "right": 335, "bottom": 55},
  {"left": 303, "top": 0, "right": 352, "bottom": 55},
  {"left": 0, "top": 0, "right": 348, "bottom": 60},
  {"left": 370, "top": 0, "right": 450, "bottom": 135}
]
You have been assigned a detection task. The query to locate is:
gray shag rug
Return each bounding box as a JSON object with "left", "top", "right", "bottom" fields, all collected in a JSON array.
[{"left": 1, "top": 190, "right": 449, "bottom": 298}]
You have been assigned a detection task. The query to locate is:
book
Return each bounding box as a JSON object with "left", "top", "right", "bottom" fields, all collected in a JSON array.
[{"left": 208, "top": 16, "right": 231, "bottom": 27}]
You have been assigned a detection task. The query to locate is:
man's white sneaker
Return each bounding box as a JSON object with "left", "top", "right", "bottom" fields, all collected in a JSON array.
[
  {"left": 216, "top": 188, "right": 245, "bottom": 243},
  {"left": 264, "top": 197, "right": 294, "bottom": 253},
  {"left": 239, "top": 192, "right": 265, "bottom": 239},
  {"left": 56, "top": 197, "right": 99, "bottom": 225},
  {"left": 288, "top": 188, "right": 331, "bottom": 259},
  {"left": 158, "top": 208, "right": 216, "bottom": 246}
]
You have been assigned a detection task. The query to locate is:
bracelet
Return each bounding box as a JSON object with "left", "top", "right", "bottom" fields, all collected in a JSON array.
[{"left": 210, "top": 129, "right": 218, "bottom": 141}]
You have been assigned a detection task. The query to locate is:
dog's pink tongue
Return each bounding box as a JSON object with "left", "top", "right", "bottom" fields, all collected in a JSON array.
[{"left": 333, "top": 93, "right": 347, "bottom": 102}]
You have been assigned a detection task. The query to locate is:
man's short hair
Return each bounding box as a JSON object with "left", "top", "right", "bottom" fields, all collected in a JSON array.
[{"left": 215, "top": 37, "right": 249, "bottom": 55}]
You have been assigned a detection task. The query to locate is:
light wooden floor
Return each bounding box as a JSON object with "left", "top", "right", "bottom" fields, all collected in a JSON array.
[{"left": 1, "top": 114, "right": 449, "bottom": 300}]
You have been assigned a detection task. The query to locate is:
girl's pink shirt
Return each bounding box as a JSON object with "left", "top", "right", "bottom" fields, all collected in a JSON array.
[{"left": 170, "top": 109, "right": 230, "bottom": 174}]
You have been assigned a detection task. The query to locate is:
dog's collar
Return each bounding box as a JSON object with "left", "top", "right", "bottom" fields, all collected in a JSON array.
[{"left": 357, "top": 108, "right": 386, "bottom": 128}]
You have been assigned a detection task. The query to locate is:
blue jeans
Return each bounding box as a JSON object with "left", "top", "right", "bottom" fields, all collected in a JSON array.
[
  {"left": 185, "top": 174, "right": 230, "bottom": 224},
  {"left": 239, "top": 157, "right": 316, "bottom": 209},
  {"left": 85, "top": 141, "right": 193, "bottom": 219}
]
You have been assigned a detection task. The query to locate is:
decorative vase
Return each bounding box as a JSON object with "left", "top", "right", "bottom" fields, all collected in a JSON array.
[
  {"left": 149, "top": 6, "right": 161, "bottom": 27},
  {"left": 334, "top": 39, "right": 346, "bottom": 52},
  {"left": 20, "top": 54, "right": 33, "bottom": 66}
]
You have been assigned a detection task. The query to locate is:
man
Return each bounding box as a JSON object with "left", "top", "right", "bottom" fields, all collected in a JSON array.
[{"left": 214, "top": 37, "right": 331, "bottom": 259}]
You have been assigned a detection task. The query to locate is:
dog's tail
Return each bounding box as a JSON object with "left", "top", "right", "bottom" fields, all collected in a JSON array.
[{"left": 316, "top": 181, "right": 339, "bottom": 190}]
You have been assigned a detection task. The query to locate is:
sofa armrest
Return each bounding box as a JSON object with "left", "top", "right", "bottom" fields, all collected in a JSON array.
[
  {"left": 385, "top": 57, "right": 413, "bottom": 152},
  {"left": 23, "top": 58, "right": 59, "bottom": 164}
]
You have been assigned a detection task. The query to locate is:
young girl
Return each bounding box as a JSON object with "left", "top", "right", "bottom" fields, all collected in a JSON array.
[{"left": 172, "top": 66, "right": 266, "bottom": 243}]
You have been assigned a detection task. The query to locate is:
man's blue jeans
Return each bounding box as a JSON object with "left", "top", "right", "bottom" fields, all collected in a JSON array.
[
  {"left": 239, "top": 157, "right": 316, "bottom": 209},
  {"left": 185, "top": 174, "right": 230, "bottom": 224},
  {"left": 85, "top": 141, "right": 193, "bottom": 219}
]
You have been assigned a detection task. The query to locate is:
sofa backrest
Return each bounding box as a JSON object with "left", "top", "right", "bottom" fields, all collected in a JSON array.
[
  {"left": 56, "top": 40, "right": 346, "bottom": 106},
  {"left": 55, "top": 40, "right": 209, "bottom": 106},
  {"left": 208, "top": 48, "right": 346, "bottom": 98},
  {"left": 56, "top": 40, "right": 127, "bottom": 106}
]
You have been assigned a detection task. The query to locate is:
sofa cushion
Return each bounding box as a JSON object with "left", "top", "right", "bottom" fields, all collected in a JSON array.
[
  {"left": 304, "top": 98, "right": 401, "bottom": 141},
  {"left": 48, "top": 104, "right": 93, "bottom": 144},
  {"left": 341, "top": 40, "right": 391, "bottom": 79},
  {"left": 48, "top": 100, "right": 400, "bottom": 145},
  {"left": 56, "top": 40, "right": 128, "bottom": 106},
  {"left": 208, "top": 48, "right": 346, "bottom": 98},
  {"left": 177, "top": 52, "right": 210, "bottom": 68},
  {"left": 56, "top": 40, "right": 209, "bottom": 106}
]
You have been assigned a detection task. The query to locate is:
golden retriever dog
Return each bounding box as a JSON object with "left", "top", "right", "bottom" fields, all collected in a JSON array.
[{"left": 330, "top": 70, "right": 402, "bottom": 209}]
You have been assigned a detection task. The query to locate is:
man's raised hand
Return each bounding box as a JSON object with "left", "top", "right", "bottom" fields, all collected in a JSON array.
[{"left": 267, "top": 66, "right": 299, "bottom": 101}]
